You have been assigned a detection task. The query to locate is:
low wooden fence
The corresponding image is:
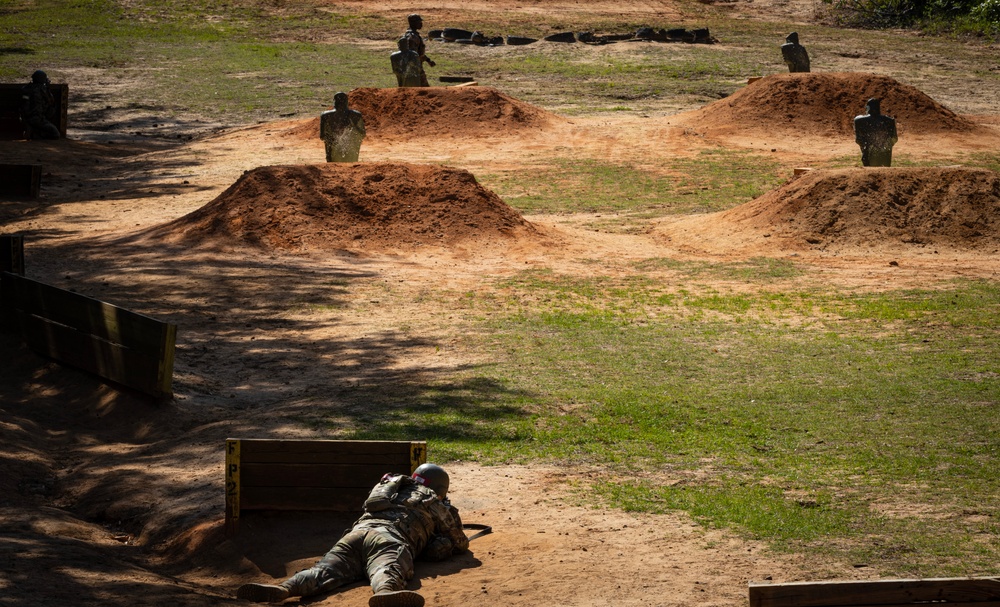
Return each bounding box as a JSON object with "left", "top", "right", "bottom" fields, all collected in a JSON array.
[
  {"left": 225, "top": 439, "right": 428, "bottom": 537},
  {"left": 750, "top": 577, "right": 1000, "bottom": 607},
  {"left": 0, "top": 83, "right": 68, "bottom": 140},
  {"left": 0, "top": 165, "right": 42, "bottom": 198},
  {"left": 0, "top": 270, "right": 176, "bottom": 399}
]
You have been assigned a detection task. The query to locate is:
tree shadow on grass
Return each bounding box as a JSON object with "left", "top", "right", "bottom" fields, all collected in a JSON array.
[{"left": 0, "top": 46, "right": 35, "bottom": 55}]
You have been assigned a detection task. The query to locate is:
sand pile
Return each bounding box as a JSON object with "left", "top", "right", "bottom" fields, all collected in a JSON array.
[
  {"left": 680, "top": 73, "right": 977, "bottom": 138},
  {"left": 672, "top": 167, "right": 1000, "bottom": 251},
  {"left": 287, "top": 86, "right": 560, "bottom": 141},
  {"left": 137, "top": 163, "right": 538, "bottom": 252}
]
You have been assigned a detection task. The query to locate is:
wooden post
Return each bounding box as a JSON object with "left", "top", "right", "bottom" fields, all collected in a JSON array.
[
  {"left": 410, "top": 441, "right": 427, "bottom": 472},
  {"left": 0, "top": 235, "right": 25, "bottom": 275},
  {"left": 54, "top": 83, "right": 68, "bottom": 137},
  {"left": 225, "top": 439, "right": 242, "bottom": 537}
]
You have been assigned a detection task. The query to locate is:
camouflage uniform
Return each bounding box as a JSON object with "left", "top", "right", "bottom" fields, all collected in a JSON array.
[
  {"left": 403, "top": 29, "right": 430, "bottom": 87},
  {"left": 20, "top": 81, "right": 61, "bottom": 140},
  {"left": 403, "top": 14, "right": 433, "bottom": 87},
  {"left": 279, "top": 474, "right": 469, "bottom": 598}
]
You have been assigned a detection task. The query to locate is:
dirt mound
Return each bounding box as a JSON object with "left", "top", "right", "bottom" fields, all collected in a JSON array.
[
  {"left": 286, "top": 86, "right": 560, "bottom": 141},
  {"left": 136, "top": 163, "right": 538, "bottom": 252},
  {"left": 681, "top": 73, "right": 977, "bottom": 138},
  {"left": 703, "top": 167, "right": 1000, "bottom": 251}
]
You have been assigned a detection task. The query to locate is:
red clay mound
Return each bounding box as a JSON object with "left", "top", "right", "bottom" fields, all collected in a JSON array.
[
  {"left": 137, "top": 163, "right": 538, "bottom": 252},
  {"left": 681, "top": 73, "right": 977, "bottom": 138},
  {"left": 712, "top": 167, "right": 1000, "bottom": 250},
  {"left": 286, "top": 86, "right": 560, "bottom": 141}
]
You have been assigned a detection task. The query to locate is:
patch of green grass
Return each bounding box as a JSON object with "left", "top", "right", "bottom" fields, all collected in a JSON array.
[
  {"left": 454, "top": 42, "right": 754, "bottom": 110},
  {"left": 966, "top": 152, "right": 1000, "bottom": 172},
  {"left": 0, "top": 0, "right": 238, "bottom": 72},
  {"left": 1, "top": 0, "right": 751, "bottom": 117},
  {"left": 325, "top": 275, "right": 1000, "bottom": 574},
  {"left": 598, "top": 479, "right": 999, "bottom": 575},
  {"left": 141, "top": 42, "right": 394, "bottom": 117},
  {"left": 822, "top": 280, "right": 1000, "bottom": 324},
  {"left": 597, "top": 481, "right": 860, "bottom": 544},
  {"left": 479, "top": 150, "right": 787, "bottom": 219},
  {"left": 6, "top": 0, "right": 999, "bottom": 122},
  {"left": 0, "top": 0, "right": 397, "bottom": 120},
  {"left": 634, "top": 257, "right": 805, "bottom": 281}
]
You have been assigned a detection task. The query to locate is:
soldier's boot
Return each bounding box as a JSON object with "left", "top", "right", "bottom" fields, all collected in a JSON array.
[
  {"left": 368, "top": 590, "right": 425, "bottom": 607},
  {"left": 235, "top": 583, "right": 291, "bottom": 603}
]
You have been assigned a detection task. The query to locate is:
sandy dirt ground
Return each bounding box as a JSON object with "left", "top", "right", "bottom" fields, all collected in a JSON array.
[{"left": 2, "top": 2, "right": 1000, "bottom": 606}]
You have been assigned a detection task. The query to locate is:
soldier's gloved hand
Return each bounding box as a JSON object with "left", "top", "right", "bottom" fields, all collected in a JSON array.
[
  {"left": 427, "top": 59, "right": 436, "bottom": 67},
  {"left": 419, "top": 535, "right": 454, "bottom": 561}
]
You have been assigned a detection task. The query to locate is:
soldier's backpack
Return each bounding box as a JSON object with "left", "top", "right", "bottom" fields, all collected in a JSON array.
[{"left": 363, "top": 474, "right": 416, "bottom": 512}]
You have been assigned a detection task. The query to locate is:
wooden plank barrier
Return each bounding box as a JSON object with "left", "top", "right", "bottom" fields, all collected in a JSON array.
[
  {"left": 0, "top": 83, "right": 68, "bottom": 140},
  {"left": 0, "top": 164, "right": 43, "bottom": 198},
  {"left": 750, "top": 577, "right": 1000, "bottom": 607},
  {"left": 225, "top": 439, "right": 428, "bottom": 537},
  {"left": 0, "top": 271, "right": 176, "bottom": 398}
]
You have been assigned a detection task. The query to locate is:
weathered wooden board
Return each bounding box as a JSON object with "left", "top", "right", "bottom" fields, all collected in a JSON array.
[
  {"left": 240, "top": 438, "right": 423, "bottom": 461},
  {"left": 0, "top": 165, "right": 41, "bottom": 198},
  {"left": 240, "top": 463, "right": 412, "bottom": 487},
  {"left": 0, "top": 272, "right": 176, "bottom": 398},
  {"left": 225, "top": 439, "right": 428, "bottom": 537},
  {"left": 239, "top": 487, "right": 370, "bottom": 511},
  {"left": 750, "top": 577, "right": 1000, "bottom": 607}
]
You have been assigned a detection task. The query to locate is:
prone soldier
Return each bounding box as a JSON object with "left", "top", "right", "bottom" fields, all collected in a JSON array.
[{"left": 236, "top": 463, "right": 468, "bottom": 607}]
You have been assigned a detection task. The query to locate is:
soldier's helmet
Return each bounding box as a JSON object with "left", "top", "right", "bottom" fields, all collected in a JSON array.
[
  {"left": 407, "top": 13, "right": 422, "bottom": 29},
  {"left": 31, "top": 70, "right": 49, "bottom": 85},
  {"left": 412, "top": 463, "right": 449, "bottom": 499}
]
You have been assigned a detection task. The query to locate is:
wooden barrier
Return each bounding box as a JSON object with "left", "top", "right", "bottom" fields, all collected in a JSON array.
[
  {"left": 0, "top": 235, "right": 25, "bottom": 275},
  {"left": 0, "top": 271, "right": 176, "bottom": 398},
  {"left": 0, "top": 83, "right": 68, "bottom": 140},
  {"left": 0, "top": 164, "right": 42, "bottom": 198},
  {"left": 750, "top": 577, "right": 1000, "bottom": 607},
  {"left": 225, "top": 439, "right": 428, "bottom": 537}
]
